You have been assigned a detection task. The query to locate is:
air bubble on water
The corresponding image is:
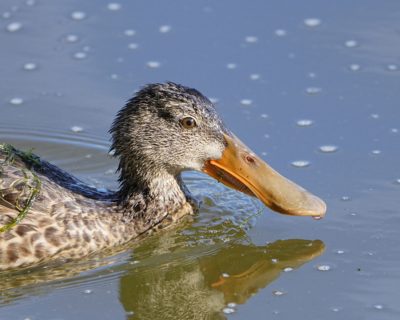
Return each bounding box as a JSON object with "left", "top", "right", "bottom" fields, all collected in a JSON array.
[
  {"left": 146, "top": 61, "right": 161, "bottom": 68},
  {"left": 371, "top": 150, "right": 381, "bottom": 155},
  {"left": 23, "top": 62, "right": 37, "bottom": 71},
  {"left": 274, "top": 29, "right": 287, "bottom": 37},
  {"left": 345, "top": 40, "right": 358, "bottom": 48},
  {"left": 283, "top": 267, "right": 293, "bottom": 272},
  {"left": 128, "top": 43, "right": 138, "bottom": 50},
  {"left": 124, "top": 29, "right": 136, "bottom": 36},
  {"left": 245, "top": 35, "right": 258, "bottom": 43},
  {"left": 291, "top": 160, "right": 310, "bottom": 168},
  {"left": 304, "top": 18, "right": 321, "bottom": 27},
  {"left": 9, "top": 97, "right": 24, "bottom": 105},
  {"left": 250, "top": 73, "right": 260, "bottom": 80},
  {"left": 226, "top": 63, "right": 237, "bottom": 69},
  {"left": 73, "top": 52, "right": 87, "bottom": 59},
  {"left": 273, "top": 290, "right": 286, "bottom": 296},
  {"left": 305, "top": 87, "right": 322, "bottom": 95},
  {"left": 6, "top": 21, "right": 22, "bottom": 32},
  {"left": 71, "top": 11, "right": 86, "bottom": 21},
  {"left": 387, "top": 64, "right": 398, "bottom": 71},
  {"left": 240, "top": 99, "right": 252, "bottom": 106},
  {"left": 159, "top": 25, "right": 171, "bottom": 33},
  {"left": 317, "top": 264, "right": 331, "bottom": 271},
  {"left": 319, "top": 145, "right": 338, "bottom": 153},
  {"left": 349, "top": 64, "right": 361, "bottom": 71},
  {"left": 70, "top": 126, "right": 84, "bottom": 133},
  {"left": 223, "top": 308, "right": 235, "bottom": 314},
  {"left": 65, "top": 34, "right": 79, "bottom": 43},
  {"left": 107, "top": 3, "right": 121, "bottom": 11},
  {"left": 297, "top": 119, "right": 313, "bottom": 127}
]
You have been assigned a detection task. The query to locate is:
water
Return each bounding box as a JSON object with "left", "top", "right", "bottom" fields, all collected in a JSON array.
[{"left": 1, "top": 0, "right": 400, "bottom": 319}]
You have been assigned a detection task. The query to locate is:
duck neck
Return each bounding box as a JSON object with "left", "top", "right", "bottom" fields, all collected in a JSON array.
[{"left": 117, "top": 169, "right": 189, "bottom": 226}]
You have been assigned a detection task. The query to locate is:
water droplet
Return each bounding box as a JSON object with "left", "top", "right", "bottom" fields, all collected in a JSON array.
[
  {"left": 71, "top": 11, "right": 86, "bottom": 21},
  {"left": 9, "top": 97, "right": 24, "bottom": 105},
  {"left": 317, "top": 264, "right": 331, "bottom": 271},
  {"left": 65, "top": 34, "right": 79, "bottom": 43},
  {"left": 146, "top": 61, "right": 161, "bottom": 68},
  {"left": 274, "top": 29, "right": 287, "bottom": 37},
  {"left": 6, "top": 22, "right": 22, "bottom": 32},
  {"left": 273, "top": 290, "right": 286, "bottom": 296},
  {"left": 23, "top": 62, "right": 37, "bottom": 71},
  {"left": 159, "top": 25, "right": 171, "bottom": 33},
  {"left": 128, "top": 43, "right": 138, "bottom": 50},
  {"left": 73, "top": 52, "right": 87, "bottom": 59},
  {"left": 305, "top": 87, "right": 322, "bottom": 95},
  {"left": 319, "top": 145, "right": 338, "bottom": 153},
  {"left": 223, "top": 308, "right": 235, "bottom": 314},
  {"left": 107, "top": 3, "right": 121, "bottom": 11},
  {"left": 349, "top": 64, "right": 361, "bottom": 71},
  {"left": 240, "top": 99, "right": 252, "bottom": 106},
  {"left": 345, "top": 40, "right": 358, "bottom": 48},
  {"left": 226, "top": 63, "right": 237, "bottom": 69},
  {"left": 70, "top": 126, "right": 83, "bottom": 133},
  {"left": 304, "top": 18, "right": 321, "bottom": 27},
  {"left": 296, "top": 119, "right": 314, "bottom": 127},
  {"left": 124, "top": 29, "right": 136, "bottom": 36},
  {"left": 83, "top": 289, "right": 93, "bottom": 294},
  {"left": 387, "top": 64, "right": 398, "bottom": 71},
  {"left": 373, "top": 304, "right": 383, "bottom": 310},
  {"left": 371, "top": 150, "right": 381, "bottom": 155},
  {"left": 291, "top": 160, "right": 310, "bottom": 168},
  {"left": 245, "top": 35, "right": 258, "bottom": 43},
  {"left": 250, "top": 73, "right": 260, "bottom": 80}
]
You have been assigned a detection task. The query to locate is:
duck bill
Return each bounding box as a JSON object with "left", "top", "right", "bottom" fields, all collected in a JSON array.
[{"left": 203, "top": 133, "right": 326, "bottom": 218}]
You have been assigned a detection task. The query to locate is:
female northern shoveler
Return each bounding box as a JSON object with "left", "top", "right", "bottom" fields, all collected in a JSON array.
[{"left": 0, "top": 82, "right": 326, "bottom": 269}]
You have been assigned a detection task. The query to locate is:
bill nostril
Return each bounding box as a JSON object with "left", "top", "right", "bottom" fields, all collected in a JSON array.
[{"left": 245, "top": 154, "right": 256, "bottom": 164}]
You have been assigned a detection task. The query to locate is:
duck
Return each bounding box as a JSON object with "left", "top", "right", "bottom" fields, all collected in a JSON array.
[{"left": 0, "top": 82, "right": 326, "bottom": 270}]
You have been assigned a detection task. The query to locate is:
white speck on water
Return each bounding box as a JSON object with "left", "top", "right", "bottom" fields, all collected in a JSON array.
[
  {"left": 331, "top": 307, "right": 342, "bottom": 312},
  {"left": 159, "top": 25, "right": 171, "bottom": 33},
  {"left": 84, "top": 154, "right": 92, "bottom": 159},
  {"left": 261, "top": 152, "right": 267, "bottom": 156},
  {"left": 373, "top": 304, "right": 383, "bottom": 310},
  {"left": 387, "top": 64, "right": 398, "bottom": 71},
  {"left": 391, "top": 128, "right": 398, "bottom": 133},
  {"left": 107, "top": 3, "right": 121, "bottom": 11},
  {"left": 26, "top": 0, "right": 36, "bottom": 6},
  {"left": 304, "top": 18, "right": 321, "bottom": 27},
  {"left": 227, "top": 302, "right": 237, "bottom": 308},
  {"left": 9, "top": 97, "right": 24, "bottom": 105},
  {"left": 396, "top": 178, "right": 400, "bottom": 184},
  {"left": 349, "top": 64, "right": 361, "bottom": 71},
  {"left": 336, "top": 250, "right": 345, "bottom": 254},
  {"left": 23, "top": 62, "right": 37, "bottom": 71},
  {"left": 305, "top": 87, "right": 322, "bottom": 95},
  {"left": 83, "top": 289, "right": 93, "bottom": 294},
  {"left": 319, "top": 145, "right": 338, "bottom": 153},
  {"left": 297, "top": 119, "right": 314, "bottom": 127},
  {"left": 71, "top": 11, "right": 86, "bottom": 20},
  {"left": 146, "top": 61, "right": 161, "bottom": 68},
  {"left": 65, "top": 34, "right": 79, "bottom": 43},
  {"left": 370, "top": 113, "right": 379, "bottom": 119},
  {"left": 308, "top": 72, "right": 317, "bottom": 78},
  {"left": 341, "top": 196, "right": 350, "bottom": 201},
  {"left": 6, "top": 21, "right": 22, "bottom": 32},
  {"left": 291, "top": 160, "right": 310, "bottom": 168},
  {"left": 317, "top": 264, "right": 331, "bottom": 271},
  {"left": 73, "top": 52, "right": 87, "bottom": 60},
  {"left": 124, "top": 29, "right": 136, "bottom": 36},
  {"left": 240, "top": 99, "right": 252, "bottom": 106},
  {"left": 82, "top": 46, "right": 91, "bottom": 52},
  {"left": 128, "top": 43, "right": 139, "bottom": 50},
  {"left": 70, "top": 126, "right": 83, "bottom": 133},
  {"left": 226, "top": 63, "right": 237, "bottom": 69},
  {"left": 110, "top": 74, "right": 119, "bottom": 80},
  {"left": 274, "top": 29, "right": 287, "bottom": 36},
  {"left": 345, "top": 40, "right": 358, "bottom": 48},
  {"left": 264, "top": 134, "right": 270, "bottom": 139},
  {"left": 260, "top": 113, "right": 268, "bottom": 118},
  {"left": 273, "top": 290, "right": 286, "bottom": 296},
  {"left": 350, "top": 212, "right": 357, "bottom": 216},
  {"left": 222, "top": 273, "right": 230, "bottom": 278},
  {"left": 283, "top": 267, "right": 293, "bottom": 272},
  {"left": 371, "top": 150, "right": 381, "bottom": 155},
  {"left": 271, "top": 258, "right": 278, "bottom": 263},
  {"left": 250, "top": 73, "right": 260, "bottom": 80},
  {"left": 245, "top": 35, "right": 258, "bottom": 43},
  {"left": 223, "top": 308, "right": 235, "bottom": 314}
]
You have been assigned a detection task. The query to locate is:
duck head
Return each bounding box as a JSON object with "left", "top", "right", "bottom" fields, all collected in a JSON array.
[{"left": 110, "top": 82, "right": 326, "bottom": 218}]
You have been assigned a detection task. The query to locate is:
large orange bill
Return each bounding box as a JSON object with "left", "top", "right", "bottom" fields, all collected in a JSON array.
[{"left": 203, "top": 133, "right": 326, "bottom": 218}]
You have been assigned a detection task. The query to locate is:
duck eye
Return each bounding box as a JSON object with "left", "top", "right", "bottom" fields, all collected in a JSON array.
[{"left": 180, "top": 117, "right": 197, "bottom": 129}]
